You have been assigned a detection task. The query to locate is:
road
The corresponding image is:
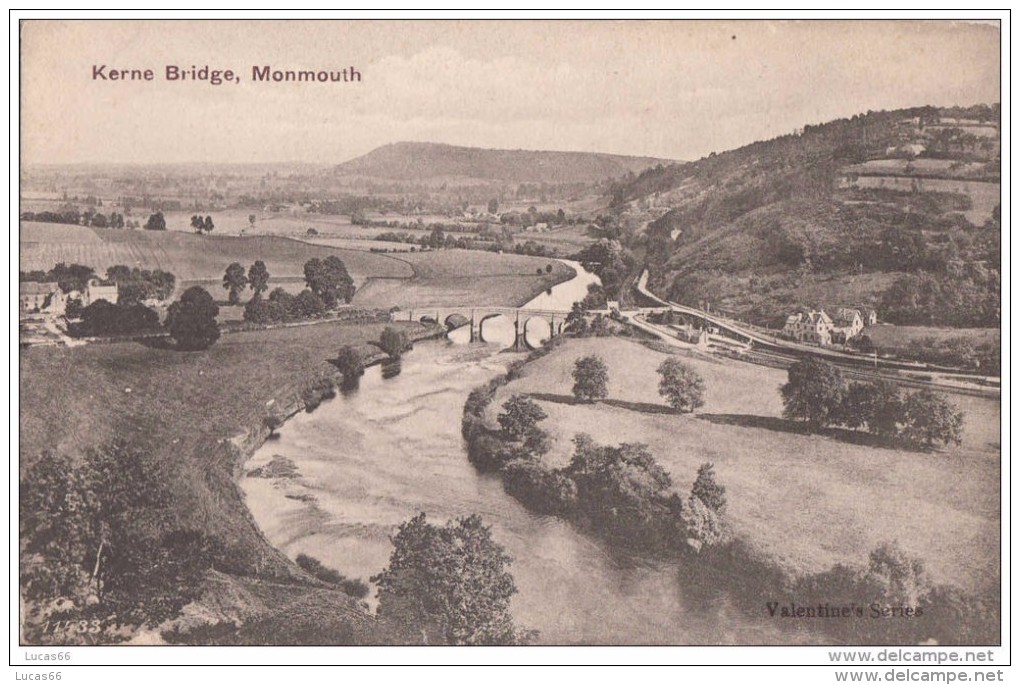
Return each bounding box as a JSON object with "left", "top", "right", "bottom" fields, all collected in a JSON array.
[{"left": 630, "top": 270, "right": 999, "bottom": 398}]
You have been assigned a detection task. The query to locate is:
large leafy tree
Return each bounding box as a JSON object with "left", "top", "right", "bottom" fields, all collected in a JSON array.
[
  {"left": 657, "top": 357, "right": 706, "bottom": 413},
  {"left": 901, "top": 389, "right": 964, "bottom": 449},
  {"left": 222, "top": 262, "right": 248, "bottom": 305},
  {"left": 247, "top": 260, "right": 271, "bottom": 298},
  {"left": 497, "top": 395, "right": 548, "bottom": 442},
  {"left": 304, "top": 256, "right": 356, "bottom": 308},
  {"left": 839, "top": 380, "right": 903, "bottom": 438},
  {"left": 167, "top": 286, "right": 220, "bottom": 350},
  {"left": 372, "top": 513, "right": 523, "bottom": 645},
  {"left": 780, "top": 358, "right": 847, "bottom": 429},
  {"left": 571, "top": 355, "right": 609, "bottom": 402}
]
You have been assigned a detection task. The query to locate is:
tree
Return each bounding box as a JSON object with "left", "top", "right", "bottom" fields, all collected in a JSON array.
[
  {"left": 248, "top": 214, "right": 256, "bottom": 231},
  {"left": 371, "top": 513, "right": 522, "bottom": 645},
  {"left": 691, "top": 462, "right": 726, "bottom": 513},
  {"left": 166, "top": 286, "right": 220, "bottom": 350},
  {"left": 838, "top": 380, "right": 902, "bottom": 438},
  {"left": 379, "top": 326, "right": 410, "bottom": 359},
  {"left": 657, "top": 358, "right": 706, "bottom": 413},
  {"left": 248, "top": 260, "right": 270, "bottom": 297},
  {"left": 900, "top": 390, "right": 964, "bottom": 448},
  {"left": 780, "top": 358, "right": 847, "bottom": 429},
  {"left": 565, "top": 302, "right": 589, "bottom": 335},
  {"left": 222, "top": 262, "right": 248, "bottom": 305},
  {"left": 144, "top": 212, "right": 166, "bottom": 231},
  {"left": 293, "top": 289, "right": 326, "bottom": 319},
  {"left": 203, "top": 215, "right": 214, "bottom": 234},
  {"left": 487, "top": 198, "right": 499, "bottom": 215},
  {"left": 304, "top": 256, "right": 355, "bottom": 308},
  {"left": 571, "top": 355, "right": 609, "bottom": 402},
  {"left": 190, "top": 215, "right": 204, "bottom": 233},
  {"left": 334, "top": 345, "right": 364, "bottom": 384},
  {"left": 497, "top": 395, "right": 548, "bottom": 442}
]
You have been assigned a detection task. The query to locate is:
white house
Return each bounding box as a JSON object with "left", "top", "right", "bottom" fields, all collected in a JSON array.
[{"left": 782, "top": 310, "right": 833, "bottom": 346}]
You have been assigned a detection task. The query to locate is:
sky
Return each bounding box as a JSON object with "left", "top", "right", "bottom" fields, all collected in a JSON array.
[{"left": 20, "top": 20, "right": 1001, "bottom": 166}]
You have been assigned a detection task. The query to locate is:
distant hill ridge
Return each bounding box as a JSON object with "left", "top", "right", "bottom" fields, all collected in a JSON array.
[{"left": 333, "top": 141, "right": 674, "bottom": 184}]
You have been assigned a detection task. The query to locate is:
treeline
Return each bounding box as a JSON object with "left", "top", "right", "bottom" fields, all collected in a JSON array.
[
  {"left": 781, "top": 358, "right": 964, "bottom": 449},
  {"left": 21, "top": 208, "right": 130, "bottom": 229},
  {"left": 234, "top": 256, "right": 356, "bottom": 325},
  {"left": 372, "top": 229, "right": 557, "bottom": 257},
  {"left": 22, "top": 262, "right": 175, "bottom": 303}
]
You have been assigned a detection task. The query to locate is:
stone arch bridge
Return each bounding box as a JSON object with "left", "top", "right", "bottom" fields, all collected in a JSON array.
[{"left": 394, "top": 306, "right": 569, "bottom": 351}]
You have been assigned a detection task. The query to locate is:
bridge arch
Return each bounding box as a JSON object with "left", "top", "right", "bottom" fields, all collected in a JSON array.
[
  {"left": 478, "top": 312, "right": 515, "bottom": 346},
  {"left": 522, "top": 316, "right": 552, "bottom": 349},
  {"left": 444, "top": 313, "right": 470, "bottom": 330}
]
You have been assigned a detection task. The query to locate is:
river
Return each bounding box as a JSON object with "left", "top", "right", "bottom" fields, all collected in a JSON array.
[{"left": 240, "top": 260, "right": 814, "bottom": 644}]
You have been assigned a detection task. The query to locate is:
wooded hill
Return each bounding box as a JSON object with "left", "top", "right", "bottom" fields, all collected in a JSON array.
[
  {"left": 334, "top": 141, "right": 673, "bottom": 185},
  {"left": 614, "top": 104, "right": 1000, "bottom": 329}
]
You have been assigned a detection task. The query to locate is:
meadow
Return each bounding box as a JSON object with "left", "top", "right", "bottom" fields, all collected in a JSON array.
[{"left": 485, "top": 336, "right": 1000, "bottom": 595}]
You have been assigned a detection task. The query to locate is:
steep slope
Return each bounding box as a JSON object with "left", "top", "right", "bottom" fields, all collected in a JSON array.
[
  {"left": 615, "top": 104, "right": 1000, "bottom": 329},
  {"left": 335, "top": 141, "right": 673, "bottom": 184}
]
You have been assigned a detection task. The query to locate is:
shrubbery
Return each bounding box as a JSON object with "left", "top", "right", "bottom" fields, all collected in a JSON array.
[{"left": 295, "top": 553, "right": 369, "bottom": 599}]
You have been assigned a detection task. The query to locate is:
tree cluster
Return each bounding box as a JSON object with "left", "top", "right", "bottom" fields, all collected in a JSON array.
[
  {"left": 20, "top": 442, "right": 223, "bottom": 643},
  {"left": 71, "top": 300, "right": 160, "bottom": 338},
  {"left": 780, "top": 358, "right": 964, "bottom": 448},
  {"left": 190, "top": 215, "right": 215, "bottom": 234}
]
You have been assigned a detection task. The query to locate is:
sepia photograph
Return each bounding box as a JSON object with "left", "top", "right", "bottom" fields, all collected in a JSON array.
[{"left": 14, "top": 14, "right": 1005, "bottom": 669}]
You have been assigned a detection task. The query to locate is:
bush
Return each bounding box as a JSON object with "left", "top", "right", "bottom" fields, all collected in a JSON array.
[
  {"left": 333, "top": 345, "right": 365, "bottom": 383},
  {"left": 502, "top": 460, "right": 577, "bottom": 516},
  {"left": 379, "top": 326, "right": 411, "bottom": 359},
  {"left": 691, "top": 462, "right": 726, "bottom": 513},
  {"left": 679, "top": 495, "right": 726, "bottom": 548},
  {"left": 295, "top": 553, "right": 370, "bottom": 599}
]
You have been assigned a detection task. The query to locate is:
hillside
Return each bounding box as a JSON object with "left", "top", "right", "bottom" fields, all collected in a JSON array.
[
  {"left": 334, "top": 142, "right": 672, "bottom": 185},
  {"left": 613, "top": 104, "right": 1001, "bottom": 329}
]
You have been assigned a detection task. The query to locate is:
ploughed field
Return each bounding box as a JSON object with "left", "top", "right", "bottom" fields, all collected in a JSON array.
[
  {"left": 485, "top": 337, "right": 1000, "bottom": 595},
  {"left": 20, "top": 221, "right": 574, "bottom": 308},
  {"left": 20, "top": 221, "right": 412, "bottom": 285}
]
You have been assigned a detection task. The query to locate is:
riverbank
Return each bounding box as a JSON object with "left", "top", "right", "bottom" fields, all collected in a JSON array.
[
  {"left": 20, "top": 319, "right": 443, "bottom": 644},
  {"left": 461, "top": 334, "right": 1000, "bottom": 644}
]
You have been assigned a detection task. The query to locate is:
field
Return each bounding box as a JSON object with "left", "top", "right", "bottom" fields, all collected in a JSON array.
[
  {"left": 20, "top": 221, "right": 412, "bottom": 287},
  {"left": 20, "top": 221, "right": 579, "bottom": 310},
  {"left": 485, "top": 337, "right": 1000, "bottom": 594},
  {"left": 352, "top": 249, "right": 575, "bottom": 309},
  {"left": 866, "top": 324, "right": 1001, "bottom": 350}
]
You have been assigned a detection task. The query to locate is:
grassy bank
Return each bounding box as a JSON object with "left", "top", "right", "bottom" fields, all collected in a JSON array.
[
  {"left": 462, "top": 335, "right": 1000, "bottom": 643},
  {"left": 20, "top": 319, "right": 441, "bottom": 643}
]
